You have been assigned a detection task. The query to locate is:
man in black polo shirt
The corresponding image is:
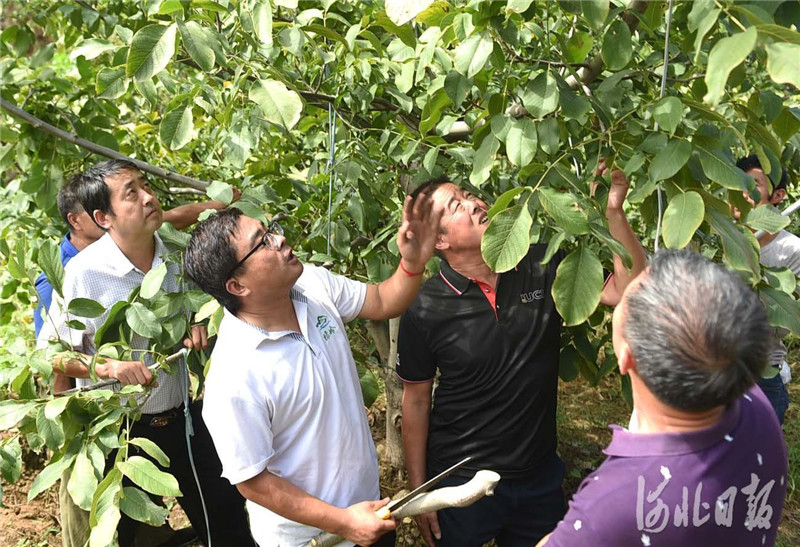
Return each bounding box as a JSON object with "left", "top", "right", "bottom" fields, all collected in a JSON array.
[{"left": 397, "top": 162, "right": 646, "bottom": 546}]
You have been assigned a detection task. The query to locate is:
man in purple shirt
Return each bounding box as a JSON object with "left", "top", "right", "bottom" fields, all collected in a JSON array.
[{"left": 540, "top": 250, "right": 788, "bottom": 547}]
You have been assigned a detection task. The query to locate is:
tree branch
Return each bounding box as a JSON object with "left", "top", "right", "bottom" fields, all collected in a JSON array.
[
  {"left": 0, "top": 99, "right": 210, "bottom": 190},
  {"left": 566, "top": 0, "right": 651, "bottom": 90}
]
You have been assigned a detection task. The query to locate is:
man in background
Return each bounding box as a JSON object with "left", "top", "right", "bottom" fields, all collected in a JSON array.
[
  {"left": 734, "top": 155, "right": 798, "bottom": 424},
  {"left": 539, "top": 250, "right": 787, "bottom": 546}
]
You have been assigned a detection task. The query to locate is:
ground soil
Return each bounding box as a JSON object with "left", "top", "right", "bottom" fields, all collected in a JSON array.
[{"left": 3, "top": 375, "right": 798, "bottom": 546}]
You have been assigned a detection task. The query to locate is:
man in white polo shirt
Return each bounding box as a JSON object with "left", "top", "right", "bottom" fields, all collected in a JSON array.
[{"left": 184, "top": 196, "right": 441, "bottom": 547}]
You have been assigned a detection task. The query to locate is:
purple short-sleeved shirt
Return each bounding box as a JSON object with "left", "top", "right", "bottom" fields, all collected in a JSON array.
[{"left": 547, "top": 386, "right": 788, "bottom": 547}]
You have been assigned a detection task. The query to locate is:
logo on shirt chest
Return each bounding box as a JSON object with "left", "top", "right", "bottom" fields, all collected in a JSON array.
[
  {"left": 520, "top": 289, "right": 544, "bottom": 303},
  {"left": 316, "top": 315, "right": 337, "bottom": 341}
]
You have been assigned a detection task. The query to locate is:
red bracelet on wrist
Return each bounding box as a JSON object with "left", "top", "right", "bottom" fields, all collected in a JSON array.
[{"left": 399, "top": 260, "right": 425, "bottom": 277}]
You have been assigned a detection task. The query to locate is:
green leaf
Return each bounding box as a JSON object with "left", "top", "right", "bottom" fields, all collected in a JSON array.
[
  {"left": 707, "top": 210, "right": 760, "bottom": 283},
  {"left": 704, "top": 26, "right": 757, "bottom": 105},
  {"left": 772, "top": 108, "right": 800, "bottom": 144},
  {"left": 140, "top": 262, "right": 168, "bottom": 300},
  {"left": 559, "top": 346, "right": 580, "bottom": 381},
  {"left": 117, "top": 456, "right": 182, "bottom": 497},
  {"left": 505, "top": 119, "right": 537, "bottom": 167},
  {"left": 648, "top": 139, "right": 691, "bottom": 183},
  {"left": 126, "top": 24, "right": 177, "bottom": 80},
  {"left": 128, "top": 437, "right": 171, "bottom": 467},
  {"left": 565, "top": 31, "right": 592, "bottom": 64},
  {"left": 537, "top": 118, "right": 560, "bottom": 155},
  {"left": 423, "top": 146, "right": 439, "bottom": 174},
  {"left": 71, "top": 38, "right": 117, "bottom": 60},
  {"left": 552, "top": 245, "right": 604, "bottom": 326},
  {"left": 386, "top": 0, "right": 434, "bottom": 25},
  {"left": 36, "top": 406, "right": 64, "bottom": 451},
  {"left": 469, "top": 136, "right": 500, "bottom": 187},
  {"left": 359, "top": 369, "right": 380, "bottom": 407},
  {"left": 125, "top": 302, "right": 162, "bottom": 339},
  {"left": 763, "top": 267, "right": 797, "bottom": 294},
  {"left": 765, "top": 42, "right": 800, "bottom": 90},
  {"left": 119, "top": 486, "right": 169, "bottom": 526},
  {"left": 252, "top": 1, "right": 274, "bottom": 46},
  {"left": 29, "top": 453, "right": 76, "bottom": 501},
  {"left": 160, "top": 104, "right": 193, "bottom": 150},
  {"left": 44, "top": 396, "right": 70, "bottom": 420},
  {"left": 133, "top": 76, "right": 159, "bottom": 109},
  {"left": 541, "top": 231, "right": 567, "bottom": 266},
  {"left": 444, "top": 70, "right": 470, "bottom": 107},
  {"left": 96, "top": 67, "right": 128, "bottom": 99},
  {"left": 481, "top": 204, "right": 533, "bottom": 273},
  {"left": 662, "top": 191, "right": 705, "bottom": 249},
  {"left": 582, "top": 0, "right": 609, "bottom": 29},
  {"left": 453, "top": 32, "right": 494, "bottom": 78},
  {"left": 177, "top": 20, "right": 215, "bottom": 71},
  {"left": 38, "top": 239, "right": 65, "bottom": 299},
  {"left": 0, "top": 400, "right": 38, "bottom": 431},
  {"left": 249, "top": 79, "right": 303, "bottom": 131},
  {"left": 744, "top": 205, "right": 790, "bottom": 234},
  {"left": 694, "top": 139, "right": 749, "bottom": 191},
  {"left": 538, "top": 188, "right": 589, "bottom": 235},
  {"left": 67, "top": 297, "right": 106, "bottom": 319},
  {"left": 0, "top": 437, "right": 22, "bottom": 484},
  {"left": 756, "top": 24, "right": 800, "bottom": 46},
  {"left": 89, "top": 469, "right": 123, "bottom": 547},
  {"left": 195, "top": 298, "right": 220, "bottom": 323},
  {"left": 601, "top": 20, "right": 632, "bottom": 70},
  {"left": 652, "top": 97, "right": 684, "bottom": 135},
  {"left": 68, "top": 448, "right": 99, "bottom": 511},
  {"left": 506, "top": 0, "right": 534, "bottom": 15},
  {"left": 207, "top": 180, "right": 235, "bottom": 204},
  {"left": 522, "top": 71, "right": 559, "bottom": 118},
  {"left": 759, "top": 287, "right": 800, "bottom": 337}
]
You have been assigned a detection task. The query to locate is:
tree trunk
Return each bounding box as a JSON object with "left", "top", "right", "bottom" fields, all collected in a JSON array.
[{"left": 366, "top": 318, "right": 405, "bottom": 470}]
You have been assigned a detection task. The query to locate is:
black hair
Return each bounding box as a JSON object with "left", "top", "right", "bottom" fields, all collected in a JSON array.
[
  {"left": 623, "top": 250, "right": 770, "bottom": 412},
  {"left": 184, "top": 208, "right": 244, "bottom": 314},
  {"left": 56, "top": 176, "right": 85, "bottom": 231},
  {"left": 410, "top": 174, "right": 451, "bottom": 202},
  {"left": 72, "top": 159, "right": 139, "bottom": 228},
  {"left": 736, "top": 155, "right": 789, "bottom": 194}
]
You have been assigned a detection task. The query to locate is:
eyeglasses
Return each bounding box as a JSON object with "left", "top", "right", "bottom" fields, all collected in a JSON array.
[{"left": 228, "top": 221, "right": 284, "bottom": 277}]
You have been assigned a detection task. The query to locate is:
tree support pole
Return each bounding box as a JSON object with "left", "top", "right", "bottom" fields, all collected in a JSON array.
[{"left": 0, "top": 98, "right": 210, "bottom": 191}]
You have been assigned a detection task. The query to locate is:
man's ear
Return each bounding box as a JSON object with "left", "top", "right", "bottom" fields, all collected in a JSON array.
[
  {"left": 434, "top": 232, "right": 449, "bottom": 253},
  {"left": 225, "top": 277, "right": 250, "bottom": 298},
  {"left": 93, "top": 210, "right": 112, "bottom": 230},
  {"left": 66, "top": 211, "right": 80, "bottom": 232},
  {"left": 770, "top": 188, "right": 786, "bottom": 206},
  {"left": 617, "top": 344, "right": 637, "bottom": 376}
]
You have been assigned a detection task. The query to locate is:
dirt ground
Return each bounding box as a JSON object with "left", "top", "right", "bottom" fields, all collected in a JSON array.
[{"left": 2, "top": 375, "right": 798, "bottom": 546}]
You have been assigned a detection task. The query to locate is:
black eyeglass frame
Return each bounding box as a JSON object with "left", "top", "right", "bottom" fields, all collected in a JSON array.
[{"left": 228, "top": 221, "right": 283, "bottom": 278}]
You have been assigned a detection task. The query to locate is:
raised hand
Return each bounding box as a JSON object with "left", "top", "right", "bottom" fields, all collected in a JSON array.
[
  {"left": 396, "top": 193, "right": 444, "bottom": 273},
  {"left": 596, "top": 157, "right": 631, "bottom": 212}
]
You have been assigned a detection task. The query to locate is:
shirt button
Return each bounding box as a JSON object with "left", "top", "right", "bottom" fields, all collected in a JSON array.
[{"left": 484, "top": 288, "right": 490, "bottom": 293}]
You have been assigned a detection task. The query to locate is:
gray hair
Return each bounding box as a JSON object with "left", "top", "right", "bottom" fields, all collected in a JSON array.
[{"left": 623, "top": 250, "right": 770, "bottom": 412}]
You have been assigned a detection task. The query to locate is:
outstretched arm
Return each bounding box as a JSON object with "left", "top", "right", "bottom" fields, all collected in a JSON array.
[
  {"left": 359, "top": 193, "right": 443, "bottom": 320},
  {"left": 598, "top": 159, "right": 647, "bottom": 306},
  {"left": 237, "top": 470, "right": 396, "bottom": 545}
]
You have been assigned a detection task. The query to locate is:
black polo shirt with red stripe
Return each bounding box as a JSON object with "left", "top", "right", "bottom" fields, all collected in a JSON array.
[{"left": 397, "top": 244, "right": 564, "bottom": 479}]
